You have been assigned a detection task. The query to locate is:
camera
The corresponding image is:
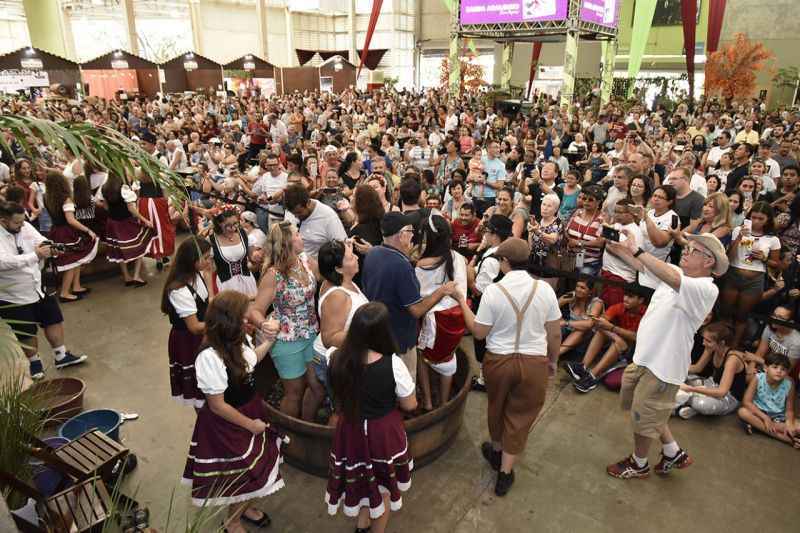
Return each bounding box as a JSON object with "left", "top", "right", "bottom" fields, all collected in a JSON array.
[
  {"left": 601, "top": 225, "right": 620, "bottom": 242},
  {"left": 43, "top": 241, "right": 67, "bottom": 252}
]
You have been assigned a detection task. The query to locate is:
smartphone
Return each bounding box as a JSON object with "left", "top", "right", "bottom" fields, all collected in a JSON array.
[
  {"left": 602, "top": 225, "right": 620, "bottom": 242},
  {"left": 744, "top": 219, "right": 752, "bottom": 232},
  {"left": 671, "top": 214, "right": 679, "bottom": 230},
  {"left": 565, "top": 291, "right": 575, "bottom": 299}
]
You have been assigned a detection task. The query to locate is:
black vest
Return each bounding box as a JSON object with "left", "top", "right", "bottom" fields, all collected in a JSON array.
[
  {"left": 211, "top": 229, "right": 252, "bottom": 283},
  {"left": 167, "top": 278, "right": 209, "bottom": 330},
  {"left": 224, "top": 367, "right": 256, "bottom": 408}
]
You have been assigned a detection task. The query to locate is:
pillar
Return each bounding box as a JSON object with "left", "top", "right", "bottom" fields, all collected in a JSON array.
[
  {"left": 560, "top": 29, "right": 578, "bottom": 108},
  {"left": 189, "top": 0, "right": 203, "bottom": 55},
  {"left": 600, "top": 39, "right": 617, "bottom": 107},
  {"left": 285, "top": 8, "right": 295, "bottom": 66},
  {"left": 500, "top": 42, "right": 514, "bottom": 91},
  {"left": 121, "top": 0, "right": 139, "bottom": 56},
  {"left": 448, "top": 33, "right": 460, "bottom": 99},
  {"left": 22, "top": 0, "right": 75, "bottom": 60},
  {"left": 256, "top": 0, "right": 269, "bottom": 61},
  {"left": 348, "top": 0, "right": 358, "bottom": 65}
]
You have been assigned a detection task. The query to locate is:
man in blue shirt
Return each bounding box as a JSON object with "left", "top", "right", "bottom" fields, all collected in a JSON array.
[
  {"left": 473, "top": 141, "right": 506, "bottom": 217},
  {"left": 362, "top": 212, "right": 457, "bottom": 378}
]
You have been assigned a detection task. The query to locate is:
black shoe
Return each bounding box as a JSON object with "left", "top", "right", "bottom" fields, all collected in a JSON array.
[
  {"left": 156, "top": 260, "right": 164, "bottom": 271},
  {"left": 471, "top": 376, "right": 487, "bottom": 392},
  {"left": 574, "top": 373, "right": 598, "bottom": 393},
  {"left": 565, "top": 361, "right": 588, "bottom": 382},
  {"left": 495, "top": 470, "right": 515, "bottom": 496},
  {"left": 481, "top": 442, "right": 500, "bottom": 471},
  {"left": 54, "top": 352, "right": 88, "bottom": 369}
]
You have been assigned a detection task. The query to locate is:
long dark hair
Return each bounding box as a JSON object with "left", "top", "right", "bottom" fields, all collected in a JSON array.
[
  {"left": 203, "top": 290, "right": 249, "bottom": 383},
  {"left": 160, "top": 238, "right": 211, "bottom": 314},
  {"left": 101, "top": 173, "right": 124, "bottom": 205},
  {"left": 72, "top": 175, "right": 93, "bottom": 210},
  {"left": 418, "top": 214, "right": 454, "bottom": 281},
  {"left": 329, "top": 302, "right": 399, "bottom": 420},
  {"left": 43, "top": 171, "right": 71, "bottom": 216},
  {"left": 749, "top": 201, "right": 776, "bottom": 234}
]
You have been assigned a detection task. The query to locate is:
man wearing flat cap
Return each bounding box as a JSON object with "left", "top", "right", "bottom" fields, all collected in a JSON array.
[
  {"left": 362, "top": 212, "right": 458, "bottom": 378},
  {"left": 604, "top": 232, "right": 727, "bottom": 480},
  {"left": 456, "top": 237, "right": 562, "bottom": 497}
]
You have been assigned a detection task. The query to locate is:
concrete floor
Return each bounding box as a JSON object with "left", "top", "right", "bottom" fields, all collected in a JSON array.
[{"left": 37, "top": 268, "right": 799, "bottom": 533}]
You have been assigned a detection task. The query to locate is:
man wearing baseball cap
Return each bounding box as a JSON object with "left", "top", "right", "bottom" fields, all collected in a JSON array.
[
  {"left": 604, "top": 232, "right": 727, "bottom": 480},
  {"left": 455, "top": 238, "right": 562, "bottom": 496},
  {"left": 362, "top": 212, "right": 457, "bottom": 378}
]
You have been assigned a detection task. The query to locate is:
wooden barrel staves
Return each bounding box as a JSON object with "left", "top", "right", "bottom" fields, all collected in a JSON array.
[{"left": 254, "top": 349, "right": 473, "bottom": 477}]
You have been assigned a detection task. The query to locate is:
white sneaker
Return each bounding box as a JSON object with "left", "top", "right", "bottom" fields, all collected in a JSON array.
[{"left": 678, "top": 406, "right": 698, "bottom": 420}]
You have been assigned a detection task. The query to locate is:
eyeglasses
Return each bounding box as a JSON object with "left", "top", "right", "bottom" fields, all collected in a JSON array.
[{"left": 682, "top": 245, "right": 714, "bottom": 259}]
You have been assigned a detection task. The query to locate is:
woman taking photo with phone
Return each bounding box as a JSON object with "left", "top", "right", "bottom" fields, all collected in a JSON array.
[{"left": 722, "top": 201, "right": 782, "bottom": 348}]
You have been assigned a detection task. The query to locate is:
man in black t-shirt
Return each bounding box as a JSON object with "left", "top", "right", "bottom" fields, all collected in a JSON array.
[{"left": 724, "top": 143, "right": 753, "bottom": 194}]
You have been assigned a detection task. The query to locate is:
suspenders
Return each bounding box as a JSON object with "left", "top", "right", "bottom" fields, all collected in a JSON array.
[{"left": 496, "top": 280, "right": 539, "bottom": 353}]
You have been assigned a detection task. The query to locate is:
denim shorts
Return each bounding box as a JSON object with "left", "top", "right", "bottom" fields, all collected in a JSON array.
[
  {"left": 270, "top": 337, "right": 315, "bottom": 380},
  {"left": 724, "top": 267, "right": 764, "bottom": 294},
  {"left": 310, "top": 352, "right": 333, "bottom": 400}
]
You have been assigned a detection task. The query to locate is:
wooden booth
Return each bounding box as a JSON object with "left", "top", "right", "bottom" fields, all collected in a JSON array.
[
  {"left": 278, "top": 55, "right": 357, "bottom": 95},
  {"left": 161, "top": 52, "right": 223, "bottom": 94},
  {"left": 222, "top": 54, "right": 281, "bottom": 97},
  {"left": 81, "top": 50, "right": 160, "bottom": 99},
  {"left": 0, "top": 47, "right": 81, "bottom": 97}
]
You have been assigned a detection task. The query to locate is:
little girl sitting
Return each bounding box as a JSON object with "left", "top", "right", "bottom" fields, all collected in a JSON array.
[{"left": 737, "top": 352, "right": 799, "bottom": 448}]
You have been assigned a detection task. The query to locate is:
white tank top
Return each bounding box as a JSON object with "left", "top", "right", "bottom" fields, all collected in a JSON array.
[{"left": 312, "top": 283, "right": 369, "bottom": 357}]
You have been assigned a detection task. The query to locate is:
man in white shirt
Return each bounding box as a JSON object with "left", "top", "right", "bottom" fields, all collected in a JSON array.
[
  {"left": 249, "top": 155, "right": 288, "bottom": 230},
  {"left": 268, "top": 114, "right": 287, "bottom": 143},
  {"left": 283, "top": 184, "right": 347, "bottom": 258},
  {"left": 456, "top": 238, "right": 561, "bottom": 497},
  {"left": 444, "top": 106, "right": 459, "bottom": 135},
  {"left": 704, "top": 131, "right": 731, "bottom": 168},
  {"left": 758, "top": 142, "right": 781, "bottom": 181},
  {"left": 0, "top": 201, "right": 87, "bottom": 381},
  {"left": 604, "top": 232, "right": 726, "bottom": 480}
]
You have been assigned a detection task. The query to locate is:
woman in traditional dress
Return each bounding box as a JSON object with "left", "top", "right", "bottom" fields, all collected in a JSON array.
[
  {"left": 43, "top": 171, "right": 99, "bottom": 302},
  {"left": 326, "top": 302, "right": 417, "bottom": 533},
  {"left": 96, "top": 173, "right": 154, "bottom": 286},
  {"left": 415, "top": 214, "right": 467, "bottom": 411},
  {"left": 181, "top": 290, "right": 284, "bottom": 533},
  {"left": 209, "top": 207, "right": 258, "bottom": 298},
  {"left": 136, "top": 168, "right": 176, "bottom": 270},
  {"left": 161, "top": 238, "right": 212, "bottom": 408}
]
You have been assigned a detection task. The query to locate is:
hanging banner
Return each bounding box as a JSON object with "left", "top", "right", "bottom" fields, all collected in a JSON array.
[
  {"left": 111, "top": 59, "right": 129, "bottom": 69},
  {"left": 460, "top": 0, "right": 568, "bottom": 25},
  {"left": 626, "top": 0, "right": 657, "bottom": 96},
  {"left": 356, "top": 0, "right": 383, "bottom": 78},
  {"left": 579, "top": 0, "right": 621, "bottom": 28},
  {"left": 526, "top": 42, "right": 543, "bottom": 100},
  {"left": 243, "top": 61, "right": 256, "bottom": 71},
  {"left": 706, "top": 0, "right": 727, "bottom": 54},
  {"left": 681, "top": 0, "right": 697, "bottom": 102}
]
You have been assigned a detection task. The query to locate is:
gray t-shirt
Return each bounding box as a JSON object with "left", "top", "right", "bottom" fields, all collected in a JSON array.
[
  {"left": 591, "top": 123, "right": 609, "bottom": 145},
  {"left": 674, "top": 191, "right": 704, "bottom": 228},
  {"left": 761, "top": 326, "right": 800, "bottom": 363}
]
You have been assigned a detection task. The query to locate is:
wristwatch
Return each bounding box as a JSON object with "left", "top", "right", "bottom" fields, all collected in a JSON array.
[{"left": 633, "top": 247, "right": 645, "bottom": 258}]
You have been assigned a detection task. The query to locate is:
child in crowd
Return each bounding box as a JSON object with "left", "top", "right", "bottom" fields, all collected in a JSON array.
[{"left": 737, "top": 352, "right": 799, "bottom": 448}]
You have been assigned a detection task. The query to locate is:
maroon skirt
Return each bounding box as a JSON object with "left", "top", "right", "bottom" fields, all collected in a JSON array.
[
  {"left": 48, "top": 224, "right": 98, "bottom": 272},
  {"left": 104, "top": 217, "right": 154, "bottom": 263},
  {"left": 168, "top": 328, "right": 204, "bottom": 408},
  {"left": 325, "top": 409, "right": 413, "bottom": 519},
  {"left": 181, "top": 396, "right": 285, "bottom": 507}
]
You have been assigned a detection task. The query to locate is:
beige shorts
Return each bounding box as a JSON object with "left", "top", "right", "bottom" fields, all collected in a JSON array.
[{"left": 620, "top": 363, "right": 679, "bottom": 439}]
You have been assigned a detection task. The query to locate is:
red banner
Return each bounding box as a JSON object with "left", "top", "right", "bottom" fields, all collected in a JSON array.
[
  {"left": 526, "top": 42, "right": 543, "bottom": 100},
  {"left": 681, "top": 0, "right": 697, "bottom": 102},
  {"left": 357, "top": 0, "right": 383, "bottom": 78},
  {"left": 706, "top": 0, "right": 727, "bottom": 54}
]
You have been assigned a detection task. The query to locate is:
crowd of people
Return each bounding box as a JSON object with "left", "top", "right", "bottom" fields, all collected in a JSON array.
[{"left": 2, "top": 86, "right": 800, "bottom": 532}]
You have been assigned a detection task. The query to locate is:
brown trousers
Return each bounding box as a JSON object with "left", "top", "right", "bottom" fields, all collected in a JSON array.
[{"left": 484, "top": 352, "right": 549, "bottom": 455}]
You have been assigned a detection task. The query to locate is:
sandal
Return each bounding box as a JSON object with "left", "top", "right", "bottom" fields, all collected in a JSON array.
[
  {"left": 241, "top": 509, "right": 271, "bottom": 528},
  {"left": 72, "top": 288, "right": 91, "bottom": 295},
  {"left": 59, "top": 295, "right": 80, "bottom": 303}
]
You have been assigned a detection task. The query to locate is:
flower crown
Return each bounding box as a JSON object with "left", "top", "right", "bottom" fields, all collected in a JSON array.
[{"left": 207, "top": 203, "right": 241, "bottom": 219}]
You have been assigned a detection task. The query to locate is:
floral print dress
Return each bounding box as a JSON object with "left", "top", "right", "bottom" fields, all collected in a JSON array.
[{"left": 274, "top": 253, "right": 319, "bottom": 342}]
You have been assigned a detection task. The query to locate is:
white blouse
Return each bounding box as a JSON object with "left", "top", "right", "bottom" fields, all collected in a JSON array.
[
  {"left": 195, "top": 345, "right": 257, "bottom": 396},
  {"left": 168, "top": 274, "right": 209, "bottom": 318}
]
